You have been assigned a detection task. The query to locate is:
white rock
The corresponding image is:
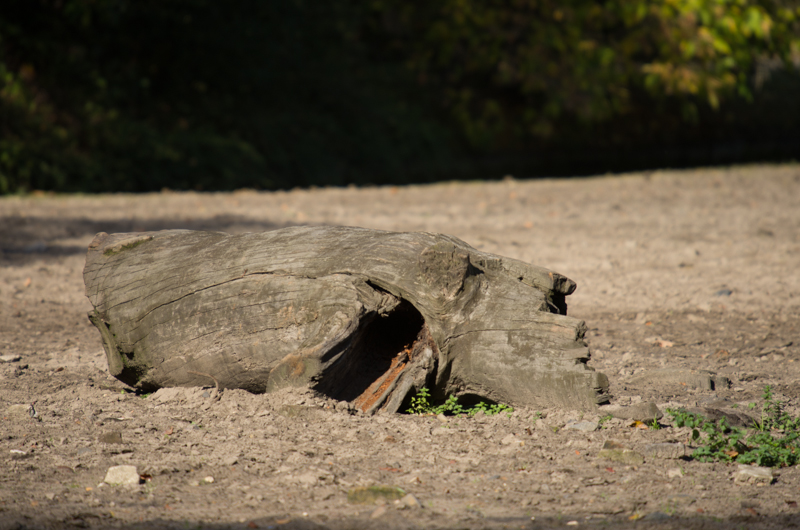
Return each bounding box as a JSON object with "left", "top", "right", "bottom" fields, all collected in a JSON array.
[
  {"left": 500, "top": 433, "right": 524, "bottom": 446},
  {"left": 0, "top": 355, "right": 21, "bottom": 363},
  {"left": 103, "top": 465, "right": 140, "bottom": 486},
  {"left": 370, "top": 505, "right": 388, "bottom": 519},
  {"left": 400, "top": 493, "right": 422, "bottom": 509},
  {"left": 563, "top": 420, "right": 598, "bottom": 432},
  {"left": 735, "top": 465, "right": 773, "bottom": 484},
  {"left": 666, "top": 468, "right": 683, "bottom": 479}
]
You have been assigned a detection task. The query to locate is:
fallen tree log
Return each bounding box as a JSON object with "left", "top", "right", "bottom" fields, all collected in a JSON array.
[{"left": 83, "top": 226, "right": 609, "bottom": 412}]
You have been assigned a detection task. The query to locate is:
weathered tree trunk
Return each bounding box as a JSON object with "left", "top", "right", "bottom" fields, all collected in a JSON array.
[{"left": 83, "top": 226, "right": 609, "bottom": 412}]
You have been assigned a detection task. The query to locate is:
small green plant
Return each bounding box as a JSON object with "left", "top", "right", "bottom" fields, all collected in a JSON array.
[
  {"left": 406, "top": 387, "right": 513, "bottom": 417},
  {"left": 598, "top": 414, "right": 613, "bottom": 428},
  {"left": 649, "top": 416, "right": 661, "bottom": 430},
  {"left": 407, "top": 387, "right": 434, "bottom": 415},
  {"left": 667, "top": 386, "right": 800, "bottom": 467}
]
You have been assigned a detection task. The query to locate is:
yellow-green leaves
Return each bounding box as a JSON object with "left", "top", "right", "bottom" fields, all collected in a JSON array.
[{"left": 374, "top": 0, "right": 800, "bottom": 143}]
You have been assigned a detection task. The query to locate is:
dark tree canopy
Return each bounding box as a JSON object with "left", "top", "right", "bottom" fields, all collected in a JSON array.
[{"left": 1, "top": 0, "right": 799, "bottom": 193}]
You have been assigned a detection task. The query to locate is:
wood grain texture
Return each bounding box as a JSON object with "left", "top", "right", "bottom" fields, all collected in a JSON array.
[{"left": 83, "top": 226, "right": 609, "bottom": 412}]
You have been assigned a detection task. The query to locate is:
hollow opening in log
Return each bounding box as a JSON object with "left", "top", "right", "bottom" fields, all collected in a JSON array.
[{"left": 312, "top": 300, "right": 427, "bottom": 407}]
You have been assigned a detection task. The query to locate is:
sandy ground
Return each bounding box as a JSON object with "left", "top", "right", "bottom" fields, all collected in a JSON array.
[{"left": 1, "top": 164, "right": 799, "bottom": 530}]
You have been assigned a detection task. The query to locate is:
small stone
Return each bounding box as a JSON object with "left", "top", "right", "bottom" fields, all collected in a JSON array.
[
  {"left": 98, "top": 431, "right": 123, "bottom": 444},
  {"left": 400, "top": 493, "right": 422, "bottom": 509},
  {"left": 436, "top": 413, "right": 448, "bottom": 423},
  {"left": 370, "top": 505, "right": 388, "bottom": 519},
  {"left": 10, "top": 449, "right": 28, "bottom": 460},
  {"left": 0, "top": 355, "right": 21, "bottom": 363},
  {"left": 644, "top": 512, "right": 672, "bottom": 521},
  {"left": 221, "top": 455, "right": 239, "bottom": 466},
  {"left": 666, "top": 468, "right": 683, "bottom": 479},
  {"left": 735, "top": 465, "right": 773, "bottom": 484},
  {"left": 665, "top": 494, "right": 696, "bottom": 506},
  {"left": 607, "top": 402, "right": 663, "bottom": 422},
  {"left": 598, "top": 440, "right": 645, "bottom": 465},
  {"left": 103, "top": 465, "right": 140, "bottom": 486},
  {"left": 6, "top": 404, "right": 31, "bottom": 420},
  {"left": 500, "top": 433, "right": 524, "bottom": 446},
  {"left": 644, "top": 443, "right": 685, "bottom": 459},
  {"left": 686, "top": 407, "right": 755, "bottom": 428},
  {"left": 203, "top": 476, "right": 214, "bottom": 484},
  {"left": 564, "top": 420, "right": 598, "bottom": 432},
  {"left": 347, "top": 486, "right": 405, "bottom": 504}
]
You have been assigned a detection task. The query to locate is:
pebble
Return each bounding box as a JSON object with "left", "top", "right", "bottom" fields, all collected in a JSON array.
[
  {"left": 500, "top": 433, "right": 524, "bottom": 446},
  {"left": 735, "top": 465, "right": 773, "bottom": 484},
  {"left": 103, "top": 465, "right": 140, "bottom": 486},
  {"left": 563, "top": 420, "right": 598, "bottom": 432},
  {"left": 400, "top": 493, "right": 422, "bottom": 509},
  {"left": 608, "top": 402, "right": 663, "bottom": 422},
  {"left": 666, "top": 468, "right": 683, "bottom": 479},
  {"left": 347, "top": 485, "right": 405, "bottom": 504},
  {"left": 0, "top": 355, "right": 21, "bottom": 363},
  {"left": 370, "top": 505, "right": 388, "bottom": 519},
  {"left": 98, "top": 431, "right": 123, "bottom": 444},
  {"left": 5, "top": 404, "right": 31, "bottom": 421},
  {"left": 598, "top": 440, "right": 645, "bottom": 465},
  {"left": 643, "top": 443, "right": 685, "bottom": 459}
]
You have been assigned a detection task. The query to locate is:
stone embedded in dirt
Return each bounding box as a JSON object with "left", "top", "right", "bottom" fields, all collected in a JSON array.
[
  {"left": 629, "top": 369, "right": 727, "bottom": 391},
  {"left": 644, "top": 443, "right": 685, "bottom": 459},
  {"left": 686, "top": 407, "right": 755, "bottom": 428},
  {"left": 563, "top": 420, "right": 598, "bottom": 432},
  {"left": 666, "top": 468, "right": 684, "bottom": 479},
  {"left": 98, "top": 431, "right": 123, "bottom": 444},
  {"left": 501, "top": 433, "right": 524, "bottom": 446},
  {"left": 400, "top": 493, "right": 422, "bottom": 509},
  {"left": 598, "top": 440, "right": 645, "bottom": 465},
  {"left": 5, "top": 404, "right": 31, "bottom": 421},
  {"left": 277, "top": 405, "right": 324, "bottom": 420},
  {"left": 347, "top": 486, "right": 406, "bottom": 504},
  {"left": 0, "top": 354, "right": 21, "bottom": 363},
  {"left": 370, "top": 505, "right": 388, "bottom": 519},
  {"left": 735, "top": 465, "right": 774, "bottom": 485},
  {"left": 606, "top": 402, "right": 663, "bottom": 422},
  {"left": 10, "top": 449, "right": 29, "bottom": 460},
  {"left": 103, "top": 465, "right": 140, "bottom": 486}
]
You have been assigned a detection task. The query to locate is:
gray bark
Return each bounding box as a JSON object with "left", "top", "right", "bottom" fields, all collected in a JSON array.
[{"left": 83, "top": 226, "right": 609, "bottom": 412}]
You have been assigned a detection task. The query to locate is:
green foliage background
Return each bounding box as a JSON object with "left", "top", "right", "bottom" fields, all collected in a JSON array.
[{"left": 1, "top": 0, "right": 799, "bottom": 193}]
